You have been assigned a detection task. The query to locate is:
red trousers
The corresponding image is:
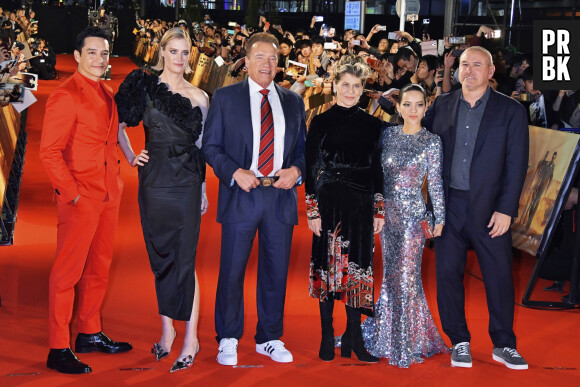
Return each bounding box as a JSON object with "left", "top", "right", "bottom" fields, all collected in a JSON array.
[{"left": 48, "top": 194, "right": 121, "bottom": 349}]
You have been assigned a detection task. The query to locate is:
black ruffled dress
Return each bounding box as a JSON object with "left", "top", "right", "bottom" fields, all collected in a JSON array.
[
  {"left": 305, "top": 105, "right": 384, "bottom": 316},
  {"left": 115, "top": 69, "right": 205, "bottom": 321}
]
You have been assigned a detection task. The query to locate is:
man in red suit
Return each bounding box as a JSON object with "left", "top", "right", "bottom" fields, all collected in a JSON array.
[{"left": 40, "top": 26, "right": 132, "bottom": 374}]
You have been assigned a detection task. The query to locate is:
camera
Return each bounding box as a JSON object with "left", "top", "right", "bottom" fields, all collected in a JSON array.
[
  {"left": 381, "top": 98, "right": 393, "bottom": 110},
  {"left": 515, "top": 92, "right": 531, "bottom": 102},
  {"left": 351, "top": 39, "right": 361, "bottom": 45},
  {"left": 324, "top": 42, "right": 337, "bottom": 50},
  {"left": 436, "top": 70, "right": 444, "bottom": 87},
  {"left": 366, "top": 57, "right": 379, "bottom": 69},
  {"left": 377, "top": 25, "right": 387, "bottom": 31},
  {"left": 387, "top": 32, "right": 398, "bottom": 40},
  {"left": 315, "top": 16, "right": 324, "bottom": 22},
  {"left": 449, "top": 36, "right": 466, "bottom": 44}
]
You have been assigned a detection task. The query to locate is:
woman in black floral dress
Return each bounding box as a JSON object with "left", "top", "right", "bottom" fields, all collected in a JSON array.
[
  {"left": 115, "top": 27, "right": 208, "bottom": 372},
  {"left": 305, "top": 55, "right": 385, "bottom": 363}
]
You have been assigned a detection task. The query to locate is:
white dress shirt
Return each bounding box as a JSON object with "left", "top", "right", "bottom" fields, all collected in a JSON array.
[{"left": 248, "top": 77, "right": 286, "bottom": 177}]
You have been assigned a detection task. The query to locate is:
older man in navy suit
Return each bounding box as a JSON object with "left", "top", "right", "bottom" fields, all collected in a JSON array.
[
  {"left": 424, "top": 46, "right": 529, "bottom": 370},
  {"left": 203, "top": 32, "right": 306, "bottom": 366}
]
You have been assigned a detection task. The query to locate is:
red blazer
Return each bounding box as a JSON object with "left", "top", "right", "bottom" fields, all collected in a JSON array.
[{"left": 40, "top": 71, "right": 123, "bottom": 203}]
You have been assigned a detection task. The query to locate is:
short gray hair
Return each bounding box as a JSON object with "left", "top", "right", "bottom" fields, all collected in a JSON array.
[
  {"left": 460, "top": 46, "right": 493, "bottom": 66},
  {"left": 331, "top": 54, "right": 371, "bottom": 83}
]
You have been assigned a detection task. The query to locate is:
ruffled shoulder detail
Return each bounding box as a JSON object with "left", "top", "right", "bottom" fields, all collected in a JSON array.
[
  {"left": 115, "top": 69, "right": 150, "bottom": 127},
  {"left": 145, "top": 74, "right": 203, "bottom": 141}
]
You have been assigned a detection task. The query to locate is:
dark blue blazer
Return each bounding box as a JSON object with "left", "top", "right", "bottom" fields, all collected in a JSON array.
[
  {"left": 202, "top": 79, "right": 307, "bottom": 225},
  {"left": 423, "top": 88, "right": 529, "bottom": 230}
]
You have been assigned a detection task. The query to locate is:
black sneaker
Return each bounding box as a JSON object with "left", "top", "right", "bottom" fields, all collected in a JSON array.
[
  {"left": 492, "top": 347, "right": 528, "bottom": 370},
  {"left": 544, "top": 281, "right": 565, "bottom": 293},
  {"left": 451, "top": 342, "right": 472, "bottom": 368}
]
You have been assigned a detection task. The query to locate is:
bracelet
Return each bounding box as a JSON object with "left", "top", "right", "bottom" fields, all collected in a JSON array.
[
  {"left": 374, "top": 193, "right": 385, "bottom": 219},
  {"left": 306, "top": 194, "right": 320, "bottom": 220}
]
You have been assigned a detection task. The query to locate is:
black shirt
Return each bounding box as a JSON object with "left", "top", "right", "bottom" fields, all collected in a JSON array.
[{"left": 450, "top": 87, "right": 491, "bottom": 190}]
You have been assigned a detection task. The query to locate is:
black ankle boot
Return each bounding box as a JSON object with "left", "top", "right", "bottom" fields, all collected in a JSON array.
[
  {"left": 319, "top": 319, "right": 335, "bottom": 361},
  {"left": 341, "top": 307, "right": 378, "bottom": 363},
  {"left": 319, "top": 300, "right": 335, "bottom": 361},
  {"left": 340, "top": 321, "right": 351, "bottom": 357}
]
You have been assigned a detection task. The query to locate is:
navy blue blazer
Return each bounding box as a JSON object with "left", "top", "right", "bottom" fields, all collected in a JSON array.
[
  {"left": 202, "top": 79, "right": 307, "bottom": 225},
  {"left": 423, "top": 88, "right": 529, "bottom": 230}
]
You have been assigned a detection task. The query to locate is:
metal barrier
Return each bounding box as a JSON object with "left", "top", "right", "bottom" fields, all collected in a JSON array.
[{"left": 0, "top": 106, "right": 26, "bottom": 246}]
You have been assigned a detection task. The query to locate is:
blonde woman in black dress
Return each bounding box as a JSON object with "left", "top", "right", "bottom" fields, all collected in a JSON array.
[{"left": 116, "top": 27, "right": 208, "bottom": 372}]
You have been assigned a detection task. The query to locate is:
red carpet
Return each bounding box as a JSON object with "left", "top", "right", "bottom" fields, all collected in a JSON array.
[{"left": 0, "top": 55, "right": 579, "bottom": 386}]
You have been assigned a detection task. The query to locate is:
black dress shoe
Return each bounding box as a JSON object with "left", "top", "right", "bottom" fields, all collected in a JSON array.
[
  {"left": 75, "top": 332, "right": 133, "bottom": 354},
  {"left": 47, "top": 348, "right": 92, "bottom": 374}
]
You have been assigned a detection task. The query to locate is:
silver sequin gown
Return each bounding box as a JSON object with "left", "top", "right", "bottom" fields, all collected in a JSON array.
[{"left": 361, "top": 125, "right": 449, "bottom": 367}]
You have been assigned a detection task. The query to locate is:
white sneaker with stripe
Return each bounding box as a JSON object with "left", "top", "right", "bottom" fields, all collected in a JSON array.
[{"left": 256, "top": 340, "right": 293, "bottom": 363}]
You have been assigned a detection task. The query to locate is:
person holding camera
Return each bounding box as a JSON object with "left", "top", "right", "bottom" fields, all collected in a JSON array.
[
  {"left": 274, "top": 38, "right": 295, "bottom": 81},
  {"left": 1, "top": 20, "right": 17, "bottom": 46},
  {"left": 552, "top": 89, "right": 580, "bottom": 128},
  {"left": 511, "top": 68, "right": 547, "bottom": 127},
  {"left": 10, "top": 40, "right": 27, "bottom": 72},
  {"left": 306, "top": 55, "right": 384, "bottom": 363},
  {"left": 496, "top": 53, "right": 530, "bottom": 97},
  {"left": 7, "top": 12, "right": 21, "bottom": 35},
  {"left": 413, "top": 55, "right": 437, "bottom": 95},
  {"left": 392, "top": 46, "right": 418, "bottom": 87},
  {"left": 30, "top": 38, "right": 56, "bottom": 80}
]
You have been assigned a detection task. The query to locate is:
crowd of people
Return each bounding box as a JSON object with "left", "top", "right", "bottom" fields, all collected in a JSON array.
[
  {"left": 131, "top": 14, "right": 579, "bottom": 130},
  {"left": 36, "top": 9, "right": 580, "bottom": 378},
  {"left": 0, "top": 6, "right": 56, "bottom": 84}
]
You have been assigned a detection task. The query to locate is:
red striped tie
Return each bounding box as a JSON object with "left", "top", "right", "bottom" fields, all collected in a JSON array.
[{"left": 258, "top": 89, "right": 274, "bottom": 177}]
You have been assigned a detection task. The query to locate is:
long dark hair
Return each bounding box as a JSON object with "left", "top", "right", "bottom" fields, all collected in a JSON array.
[{"left": 399, "top": 83, "right": 427, "bottom": 104}]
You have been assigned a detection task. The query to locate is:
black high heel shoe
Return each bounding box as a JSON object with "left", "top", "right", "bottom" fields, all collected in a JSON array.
[
  {"left": 152, "top": 343, "right": 170, "bottom": 362},
  {"left": 152, "top": 329, "right": 176, "bottom": 362},
  {"left": 170, "top": 346, "right": 200, "bottom": 372}
]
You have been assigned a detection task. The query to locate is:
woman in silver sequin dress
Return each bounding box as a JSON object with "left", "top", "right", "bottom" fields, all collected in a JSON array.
[{"left": 361, "top": 84, "right": 450, "bottom": 367}]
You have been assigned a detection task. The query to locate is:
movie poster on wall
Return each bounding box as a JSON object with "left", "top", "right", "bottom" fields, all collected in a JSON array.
[{"left": 512, "top": 126, "right": 580, "bottom": 256}]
